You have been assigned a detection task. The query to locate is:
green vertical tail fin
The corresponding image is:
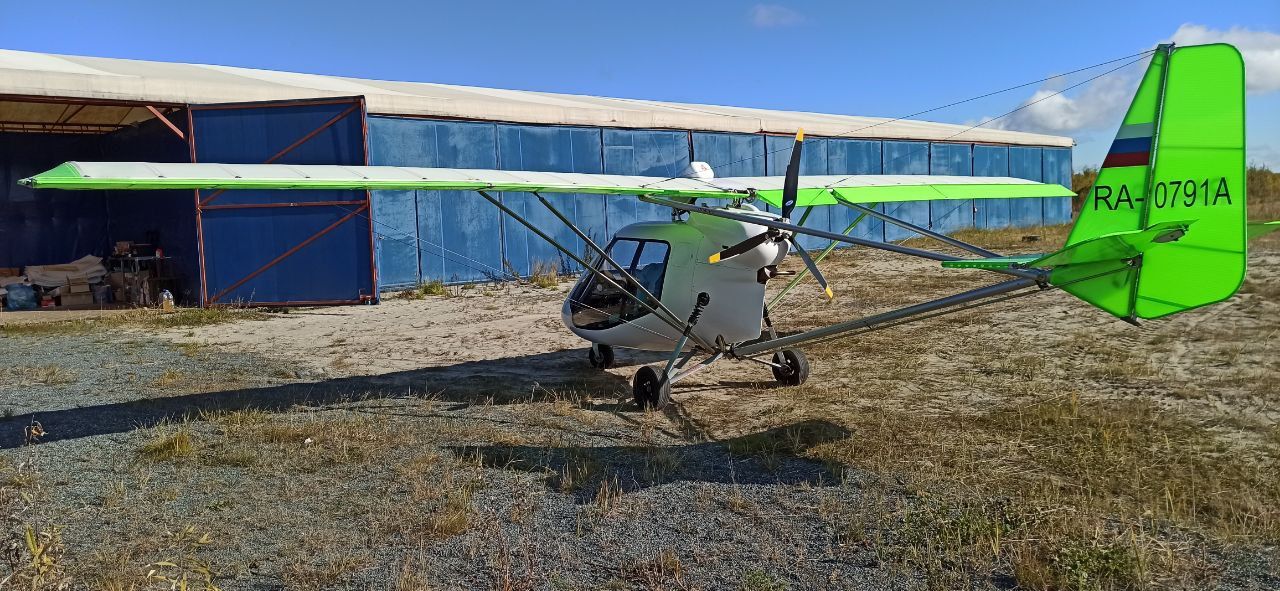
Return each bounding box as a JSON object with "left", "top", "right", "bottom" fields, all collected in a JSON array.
[{"left": 1055, "top": 43, "right": 1247, "bottom": 321}]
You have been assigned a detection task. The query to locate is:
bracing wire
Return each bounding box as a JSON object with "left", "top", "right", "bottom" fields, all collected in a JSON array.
[
  {"left": 329, "top": 202, "right": 520, "bottom": 282},
  {"left": 641, "top": 48, "right": 1155, "bottom": 188}
]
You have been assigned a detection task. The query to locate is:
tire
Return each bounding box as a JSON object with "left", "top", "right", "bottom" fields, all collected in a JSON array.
[
  {"left": 632, "top": 366, "right": 672, "bottom": 410},
  {"left": 589, "top": 344, "right": 615, "bottom": 369},
  {"left": 772, "top": 349, "right": 809, "bottom": 386}
]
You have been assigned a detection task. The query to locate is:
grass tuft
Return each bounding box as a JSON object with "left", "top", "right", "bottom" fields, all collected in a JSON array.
[
  {"left": 529, "top": 260, "right": 560, "bottom": 289},
  {"left": 137, "top": 425, "right": 196, "bottom": 461}
]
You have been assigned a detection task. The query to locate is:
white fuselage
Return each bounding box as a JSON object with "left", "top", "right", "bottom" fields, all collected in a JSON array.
[{"left": 560, "top": 204, "right": 788, "bottom": 351}]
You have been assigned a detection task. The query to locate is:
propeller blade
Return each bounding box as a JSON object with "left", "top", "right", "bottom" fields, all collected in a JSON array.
[
  {"left": 789, "top": 237, "right": 834, "bottom": 299},
  {"left": 781, "top": 129, "right": 804, "bottom": 221},
  {"left": 709, "top": 231, "right": 772, "bottom": 264}
]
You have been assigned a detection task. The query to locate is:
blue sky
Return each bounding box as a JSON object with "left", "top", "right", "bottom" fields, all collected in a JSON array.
[{"left": 1, "top": 0, "right": 1276, "bottom": 170}]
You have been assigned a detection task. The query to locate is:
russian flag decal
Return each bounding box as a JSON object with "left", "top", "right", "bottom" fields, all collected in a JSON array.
[{"left": 1101, "top": 122, "right": 1153, "bottom": 169}]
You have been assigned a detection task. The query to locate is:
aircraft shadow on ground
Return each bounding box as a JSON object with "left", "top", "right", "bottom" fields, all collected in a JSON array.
[
  {"left": 0, "top": 348, "right": 775, "bottom": 450},
  {"left": 447, "top": 419, "right": 852, "bottom": 502},
  {"left": 1, "top": 350, "right": 622, "bottom": 449}
]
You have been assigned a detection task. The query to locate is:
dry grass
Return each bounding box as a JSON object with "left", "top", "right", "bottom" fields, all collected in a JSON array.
[
  {"left": 394, "top": 280, "right": 448, "bottom": 300},
  {"left": 947, "top": 223, "right": 1072, "bottom": 252},
  {"left": 0, "top": 306, "right": 268, "bottom": 336},
  {"left": 621, "top": 548, "right": 684, "bottom": 588},
  {"left": 0, "top": 364, "right": 77, "bottom": 386},
  {"left": 282, "top": 552, "right": 372, "bottom": 591},
  {"left": 739, "top": 226, "right": 1280, "bottom": 588},
  {"left": 137, "top": 424, "right": 196, "bottom": 461},
  {"left": 792, "top": 394, "right": 1275, "bottom": 588},
  {"left": 375, "top": 451, "right": 484, "bottom": 544},
  {"left": 529, "top": 260, "right": 560, "bottom": 289}
]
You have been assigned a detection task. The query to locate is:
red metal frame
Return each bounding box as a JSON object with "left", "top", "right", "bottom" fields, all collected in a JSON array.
[
  {"left": 187, "top": 108, "right": 208, "bottom": 305},
  {"left": 145, "top": 105, "right": 186, "bottom": 140},
  {"left": 189, "top": 96, "right": 374, "bottom": 307},
  {"left": 359, "top": 98, "right": 379, "bottom": 299}
]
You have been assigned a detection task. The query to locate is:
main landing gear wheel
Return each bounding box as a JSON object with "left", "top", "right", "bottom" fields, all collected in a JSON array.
[
  {"left": 632, "top": 366, "right": 671, "bottom": 410},
  {"left": 772, "top": 349, "right": 809, "bottom": 386},
  {"left": 589, "top": 344, "right": 615, "bottom": 369}
]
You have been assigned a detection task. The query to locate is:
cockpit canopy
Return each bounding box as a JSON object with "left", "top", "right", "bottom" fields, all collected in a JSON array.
[{"left": 568, "top": 237, "right": 670, "bottom": 331}]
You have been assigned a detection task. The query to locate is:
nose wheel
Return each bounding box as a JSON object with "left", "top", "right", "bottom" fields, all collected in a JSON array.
[
  {"left": 588, "top": 344, "right": 615, "bottom": 369},
  {"left": 771, "top": 349, "right": 809, "bottom": 386},
  {"left": 632, "top": 366, "right": 671, "bottom": 410}
]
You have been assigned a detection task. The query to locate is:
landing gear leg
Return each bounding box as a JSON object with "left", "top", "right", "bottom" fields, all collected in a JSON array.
[
  {"left": 633, "top": 291, "right": 711, "bottom": 411},
  {"left": 633, "top": 366, "right": 671, "bottom": 410},
  {"left": 588, "top": 343, "right": 615, "bottom": 369},
  {"left": 771, "top": 349, "right": 809, "bottom": 386}
]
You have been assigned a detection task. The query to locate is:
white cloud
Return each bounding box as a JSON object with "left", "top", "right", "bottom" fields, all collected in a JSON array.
[
  {"left": 749, "top": 4, "right": 803, "bottom": 28},
  {"left": 1170, "top": 24, "right": 1280, "bottom": 94},
  {"left": 979, "top": 23, "right": 1280, "bottom": 138},
  {"left": 984, "top": 66, "right": 1142, "bottom": 135}
]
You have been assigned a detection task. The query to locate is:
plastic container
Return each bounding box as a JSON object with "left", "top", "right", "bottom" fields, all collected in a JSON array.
[
  {"left": 4, "top": 283, "right": 37, "bottom": 311},
  {"left": 160, "top": 289, "right": 175, "bottom": 313}
]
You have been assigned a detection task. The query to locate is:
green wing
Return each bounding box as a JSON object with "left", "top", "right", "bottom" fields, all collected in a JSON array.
[{"left": 20, "top": 161, "right": 1072, "bottom": 206}]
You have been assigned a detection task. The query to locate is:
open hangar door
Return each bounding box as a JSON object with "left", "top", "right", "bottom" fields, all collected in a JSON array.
[
  {"left": 189, "top": 97, "right": 376, "bottom": 306},
  {"left": 0, "top": 96, "right": 196, "bottom": 301}
]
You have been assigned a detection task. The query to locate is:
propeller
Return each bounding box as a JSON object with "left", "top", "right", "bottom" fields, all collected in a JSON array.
[
  {"left": 780, "top": 128, "right": 803, "bottom": 221},
  {"left": 707, "top": 129, "right": 833, "bottom": 300}
]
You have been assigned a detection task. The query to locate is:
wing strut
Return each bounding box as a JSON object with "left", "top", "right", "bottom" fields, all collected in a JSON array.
[
  {"left": 768, "top": 202, "right": 876, "bottom": 310},
  {"left": 531, "top": 192, "right": 715, "bottom": 351},
  {"left": 474, "top": 190, "right": 710, "bottom": 349},
  {"left": 833, "top": 197, "right": 1000, "bottom": 258}
]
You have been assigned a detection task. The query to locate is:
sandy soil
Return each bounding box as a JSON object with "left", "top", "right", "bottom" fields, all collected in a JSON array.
[{"left": 163, "top": 284, "right": 586, "bottom": 380}]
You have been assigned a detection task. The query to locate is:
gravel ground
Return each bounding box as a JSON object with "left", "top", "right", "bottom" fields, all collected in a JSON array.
[{"left": 0, "top": 330, "right": 917, "bottom": 589}]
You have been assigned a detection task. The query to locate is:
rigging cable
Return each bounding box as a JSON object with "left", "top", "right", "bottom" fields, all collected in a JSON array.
[{"left": 640, "top": 48, "right": 1155, "bottom": 187}]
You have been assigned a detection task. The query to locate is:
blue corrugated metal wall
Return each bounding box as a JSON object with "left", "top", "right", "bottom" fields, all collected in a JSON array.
[
  {"left": 1009, "top": 146, "right": 1044, "bottom": 228},
  {"left": 973, "top": 145, "right": 1011, "bottom": 229},
  {"left": 1042, "top": 147, "right": 1073, "bottom": 224},
  {"left": 192, "top": 99, "right": 374, "bottom": 304},
  {"left": 366, "top": 116, "right": 1075, "bottom": 289},
  {"left": 882, "top": 141, "right": 931, "bottom": 241},
  {"left": 826, "top": 139, "right": 885, "bottom": 243},
  {"left": 498, "top": 125, "right": 605, "bottom": 276},
  {"left": 928, "top": 143, "right": 974, "bottom": 234}
]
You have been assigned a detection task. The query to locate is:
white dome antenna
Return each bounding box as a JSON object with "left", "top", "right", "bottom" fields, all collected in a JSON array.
[{"left": 681, "top": 161, "right": 714, "bottom": 180}]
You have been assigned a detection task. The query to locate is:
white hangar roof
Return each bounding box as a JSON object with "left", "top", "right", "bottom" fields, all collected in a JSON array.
[{"left": 0, "top": 48, "right": 1072, "bottom": 147}]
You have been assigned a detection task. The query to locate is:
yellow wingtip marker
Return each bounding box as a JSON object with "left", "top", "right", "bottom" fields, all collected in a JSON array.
[
  {"left": 708, "top": 253, "right": 721, "bottom": 264},
  {"left": 795, "top": 128, "right": 804, "bottom": 142},
  {"left": 824, "top": 286, "right": 834, "bottom": 299}
]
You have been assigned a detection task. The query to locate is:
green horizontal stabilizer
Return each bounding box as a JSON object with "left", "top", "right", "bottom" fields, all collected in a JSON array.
[
  {"left": 940, "top": 221, "right": 1190, "bottom": 272},
  {"left": 941, "top": 255, "right": 1041, "bottom": 270},
  {"left": 1248, "top": 221, "right": 1280, "bottom": 240},
  {"left": 1035, "top": 221, "right": 1193, "bottom": 267}
]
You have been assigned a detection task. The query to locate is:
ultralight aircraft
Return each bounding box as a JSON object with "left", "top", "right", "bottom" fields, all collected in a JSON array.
[{"left": 20, "top": 43, "right": 1278, "bottom": 409}]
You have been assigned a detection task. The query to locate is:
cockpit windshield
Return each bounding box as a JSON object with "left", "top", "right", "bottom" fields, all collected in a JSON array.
[{"left": 569, "top": 238, "right": 670, "bottom": 330}]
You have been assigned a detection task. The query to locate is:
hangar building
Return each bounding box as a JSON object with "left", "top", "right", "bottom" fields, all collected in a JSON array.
[{"left": 0, "top": 49, "right": 1073, "bottom": 306}]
